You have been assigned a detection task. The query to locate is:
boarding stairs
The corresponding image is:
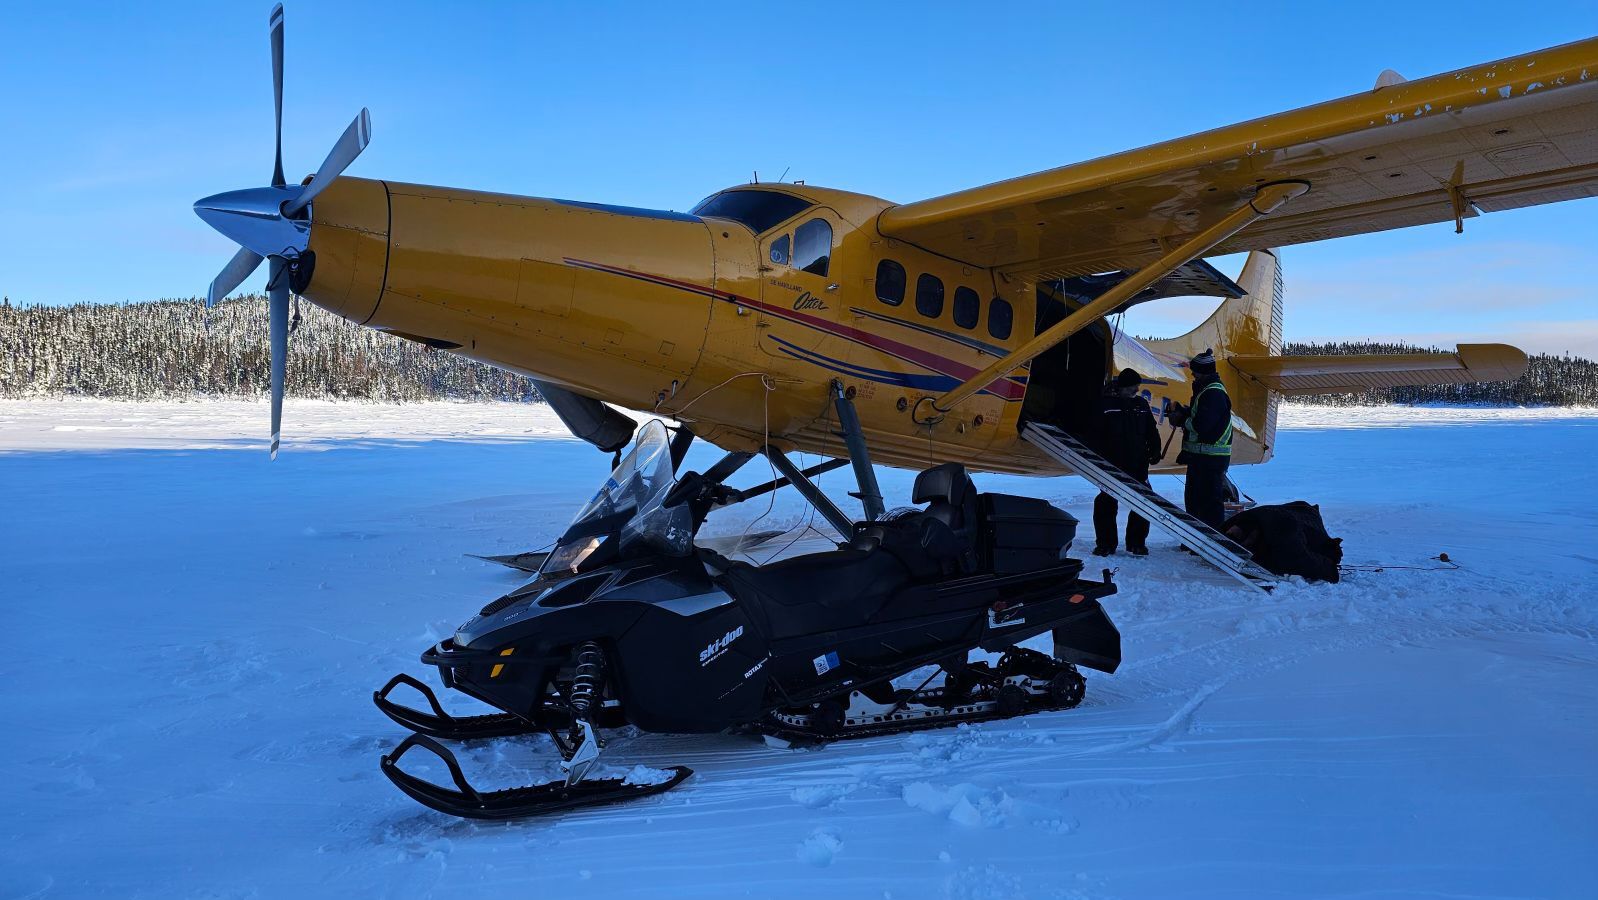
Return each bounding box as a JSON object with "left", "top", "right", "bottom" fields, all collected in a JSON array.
[{"left": 1022, "top": 423, "right": 1282, "bottom": 593}]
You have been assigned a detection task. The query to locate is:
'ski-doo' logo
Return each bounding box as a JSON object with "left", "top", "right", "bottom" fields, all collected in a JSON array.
[
  {"left": 792, "top": 291, "right": 827, "bottom": 312},
  {"left": 699, "top": 625, "right": 744, "bottom": 667}
]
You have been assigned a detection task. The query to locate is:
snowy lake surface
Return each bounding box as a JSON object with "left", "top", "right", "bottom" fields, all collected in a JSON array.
[{"left": 1, "top": 400, "right": 1595, "bottom": 899}]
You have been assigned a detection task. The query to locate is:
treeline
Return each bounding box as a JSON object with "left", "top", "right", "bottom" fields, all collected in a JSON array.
[
  {"left": 1281, "top": 341, "right": 1598, "bottom": 406},
  {"left": 2, "top": 298, "right": 1594, "bottom": 405},
  {"left": 0, "top": 296, "right": 541, "bottom": 402}
]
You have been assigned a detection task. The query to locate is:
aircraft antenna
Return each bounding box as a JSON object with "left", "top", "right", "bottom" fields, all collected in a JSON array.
[{"left": 777, "top": 166, "right": 790, "bottom": 183}]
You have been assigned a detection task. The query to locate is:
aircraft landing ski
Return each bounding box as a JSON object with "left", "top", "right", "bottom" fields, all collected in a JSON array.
[{"left": 1022, "top": 423, "right": 1282, "bottom": 593}]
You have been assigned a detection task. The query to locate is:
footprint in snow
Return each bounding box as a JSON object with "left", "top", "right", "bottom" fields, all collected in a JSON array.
[
  {"left": 790, "top": 783, "right": 852, "bottom": 809},
  {"left": 902, "top": 782, "right": 1014, "bottom": 828},
  {"left": 796, "top": 827, "right": 843, "bottom": 867}
]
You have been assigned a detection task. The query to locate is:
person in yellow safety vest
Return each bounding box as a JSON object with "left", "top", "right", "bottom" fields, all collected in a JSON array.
[{"left": 1166, "top": 349, "right": 1233, "bottom": 530}]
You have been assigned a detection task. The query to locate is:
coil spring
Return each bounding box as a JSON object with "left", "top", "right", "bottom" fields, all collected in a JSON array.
[{"left": 568, "top": 641, "right": 606, "bottom": 717}]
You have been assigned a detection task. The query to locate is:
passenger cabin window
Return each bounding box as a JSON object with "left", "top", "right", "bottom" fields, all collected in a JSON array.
[
  {"left": 988, "top": 297, "right": 1013, "bottom": 340},
  {"left": 915, "top": 274, "right": 944, "bottom": 319},
  {"left": 792, "top": 218, "right": 832, "bottom": 276},
  {"left": 875, "top": 260, "right": 906, "bottom": 305},
  {"left": 690, "top": 189, "right": 812, "bottom": 234},
  {"left": 953, "top": 287, "right": 980, "bottom": 329},
  {"left": 768, "top": 234, "right": 790, "bottom": 266}
]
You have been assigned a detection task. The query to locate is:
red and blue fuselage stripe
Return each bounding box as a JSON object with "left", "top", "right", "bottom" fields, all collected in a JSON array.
[{"left": 564, "top": 258, "right": 1026, "bottom": 402}]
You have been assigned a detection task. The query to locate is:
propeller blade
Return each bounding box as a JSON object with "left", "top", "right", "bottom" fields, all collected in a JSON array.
[
  {"left": 268, "top": 259, "right": 290, "bottom": 459},
  {"left": 208, "top": 246, "right": 265, "bottom": 307},
  {"left": 269, "top": 4, "right": 286, "bottom": 187},
  {"left": 282, "top": 107, "right": 370, "bottom": 216}
]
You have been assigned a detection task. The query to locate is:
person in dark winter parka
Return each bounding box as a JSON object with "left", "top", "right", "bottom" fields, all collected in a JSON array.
[{"left": 1090, "top": 368, "right": 1162, "bottom": 556}]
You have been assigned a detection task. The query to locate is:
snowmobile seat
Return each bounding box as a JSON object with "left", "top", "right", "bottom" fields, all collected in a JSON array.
[
  {"left": 850, "top": 513, "right": 967, "bottom": 580},
  {"left": 719, "top": 547, "right": 913, "bottom": 641},
  {"left": 914, "top": 463, "right": 977, "bottom": 532},
  {"left": 911, "top": 463, "right": 981, "bottom": 573}
]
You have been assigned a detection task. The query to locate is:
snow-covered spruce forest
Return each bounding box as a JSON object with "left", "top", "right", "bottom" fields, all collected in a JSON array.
[
  {"left": 3, "top": 297, "right": 1595, "bottom": 405},
  {"left": 0, "top": 296, "right": 541, "bottom": 402}
]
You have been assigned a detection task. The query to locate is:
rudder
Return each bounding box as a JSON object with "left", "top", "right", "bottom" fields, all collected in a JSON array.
[{"left": 1145, "top": 250, "right": 1283, "bottom": 464}]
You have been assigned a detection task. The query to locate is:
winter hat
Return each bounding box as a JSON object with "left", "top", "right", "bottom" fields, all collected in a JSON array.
[
  {"left": 1114, "top": 368, "right": 1141, "bottom": 389},
  {"left": 1190, "top": 349, "right": 1217, "bottom": 375}
]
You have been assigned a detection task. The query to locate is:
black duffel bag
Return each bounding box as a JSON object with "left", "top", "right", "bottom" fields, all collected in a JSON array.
[{"left": 1222, "top": 501, "right": 1344, "bottom": 583}]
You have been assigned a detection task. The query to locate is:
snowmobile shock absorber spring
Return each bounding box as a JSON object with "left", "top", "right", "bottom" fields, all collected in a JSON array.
[{"left": 568, "top": 641, "right": 606, "bottom": 718}]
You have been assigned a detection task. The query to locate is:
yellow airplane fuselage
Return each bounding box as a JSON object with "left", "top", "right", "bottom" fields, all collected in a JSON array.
[{"left": 304, "top": 177, "right": 1279, "bottom": 475}]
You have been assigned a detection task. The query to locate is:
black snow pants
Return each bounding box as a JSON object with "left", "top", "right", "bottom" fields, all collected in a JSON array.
[
  {"left": 1093, "top": 490, "right": 1150, "bottom": 551},
  {"left": 1183, "top": 454, "right": 1231, "bottom": 531}
]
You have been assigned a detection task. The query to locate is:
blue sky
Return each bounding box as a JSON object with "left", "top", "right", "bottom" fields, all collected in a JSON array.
[{"left": 2, "top": 0, "right": 1593, "bottom": 354}]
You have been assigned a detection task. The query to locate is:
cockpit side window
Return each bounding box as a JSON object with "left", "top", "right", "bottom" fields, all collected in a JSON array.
[
  {"left": 690, "top": 189, "right": 812, "bottom": 234},
  {"left": 792, "top": 218, "right": 832, "bottom": 276},
  {"left": 768, "top": 234, "right": 791, "bottom": 266}
]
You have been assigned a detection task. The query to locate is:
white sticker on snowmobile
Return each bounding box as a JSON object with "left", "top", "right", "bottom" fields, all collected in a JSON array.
[
  {"left": 813, "top": 651, "right": 840, "bottom": 675},
  {"left": 699, "top": 625, "right": 744, "bottom": 667},
  {"left": 743, "top": 657, "right": 768, "bottom": 680},
  {"left": 988, "top": 604, "right": 1027, "bottom": 629}
]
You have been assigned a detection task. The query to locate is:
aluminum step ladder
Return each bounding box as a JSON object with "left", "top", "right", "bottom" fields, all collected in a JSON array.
[{"left": 1022, "top": 422, "right": 1281, "bottom": 593}]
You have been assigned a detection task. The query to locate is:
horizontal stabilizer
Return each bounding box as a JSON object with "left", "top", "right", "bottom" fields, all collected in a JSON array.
[{"left": 1228, "top": 343, "right": 1527, "bottom": 396}]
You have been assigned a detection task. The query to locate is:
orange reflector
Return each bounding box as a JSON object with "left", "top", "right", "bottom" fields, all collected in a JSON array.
[
  {"left": 1068, "top": 593, "right": 1085, "bottom": 604},
  {"left": 490, "top": 647, "right": 515, "bottom": 678}
]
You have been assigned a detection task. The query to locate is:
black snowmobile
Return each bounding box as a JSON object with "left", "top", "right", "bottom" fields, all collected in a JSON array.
[{"left": 375, "top": 420, "right": 1121, "bottom": 819}]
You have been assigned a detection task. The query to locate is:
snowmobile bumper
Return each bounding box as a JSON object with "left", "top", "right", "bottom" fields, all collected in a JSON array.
[
  {"left": 416, "top": 637, "right": 573, "bottom": 724},
  {"left": 380, "top": 733, "right": 692, "bottom": 820},
  {"left": 372, "top": 673, "right": 540, "bottom": 740}
]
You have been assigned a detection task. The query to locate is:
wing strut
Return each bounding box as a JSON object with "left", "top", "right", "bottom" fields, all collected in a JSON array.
[{"left": 924, "top": 181, "right": 1308, "bottom": 420}]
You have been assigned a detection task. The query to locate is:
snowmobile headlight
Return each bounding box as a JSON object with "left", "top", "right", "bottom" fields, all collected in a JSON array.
[{"left": 544, "top": 536, "right": 602, "bottom": 574}]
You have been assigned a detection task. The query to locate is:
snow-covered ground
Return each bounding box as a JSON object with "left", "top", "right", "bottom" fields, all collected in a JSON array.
[{"left": 2, "top": 400, "right": 1595, "bottom": 899}]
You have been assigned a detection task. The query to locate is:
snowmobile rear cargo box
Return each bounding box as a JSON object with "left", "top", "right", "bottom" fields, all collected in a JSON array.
[{"left": 979, "top": 494, "right": 1078, "bottom": 574}]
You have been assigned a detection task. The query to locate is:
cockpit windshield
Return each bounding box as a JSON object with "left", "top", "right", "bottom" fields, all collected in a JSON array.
[
  {"left": 690, "top": 189, "right": 812, "bottom": 234},
  {"left": 540, "top": 420, "right": 693, "bottom": 576}
]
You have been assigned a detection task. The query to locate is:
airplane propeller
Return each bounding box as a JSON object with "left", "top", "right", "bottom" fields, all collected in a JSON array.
[{"left": 192, "top": 3, "right": 372, "bottom": 458}]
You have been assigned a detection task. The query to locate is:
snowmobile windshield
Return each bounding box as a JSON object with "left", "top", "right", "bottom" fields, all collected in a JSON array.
[{"left": 541, "top": 420, "right": 693, "bottom": 575}]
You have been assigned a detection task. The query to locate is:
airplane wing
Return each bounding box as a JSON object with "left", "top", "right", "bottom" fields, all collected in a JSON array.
[
  {"left": 877, "top": 38, "right": 1598, "bottom": 281},
  {"left": 1228, "top": 343, "right": 1527, "bottom": 396}
]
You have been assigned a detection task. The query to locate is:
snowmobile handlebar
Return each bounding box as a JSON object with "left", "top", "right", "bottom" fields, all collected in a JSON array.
[{"left": 662, "top": 471, "right": 741, "bottom": 513}]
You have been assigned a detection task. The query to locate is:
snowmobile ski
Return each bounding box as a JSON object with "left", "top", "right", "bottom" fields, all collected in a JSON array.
[{"left": 380, "top": 733, "right": 692, "bottom": 820}]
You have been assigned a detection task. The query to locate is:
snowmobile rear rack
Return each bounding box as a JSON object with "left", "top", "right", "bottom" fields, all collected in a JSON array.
[
  {"left": 373, "top": 673, "right": 538, "bottom": 740},
  {"left": 381, "top": 732, "right": 692, "bottom": 820}
]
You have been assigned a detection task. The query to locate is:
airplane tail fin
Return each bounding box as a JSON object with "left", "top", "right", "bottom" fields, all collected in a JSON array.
[{"left": 1146, "top": 249, "right": 1284, "bottom": 463}]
